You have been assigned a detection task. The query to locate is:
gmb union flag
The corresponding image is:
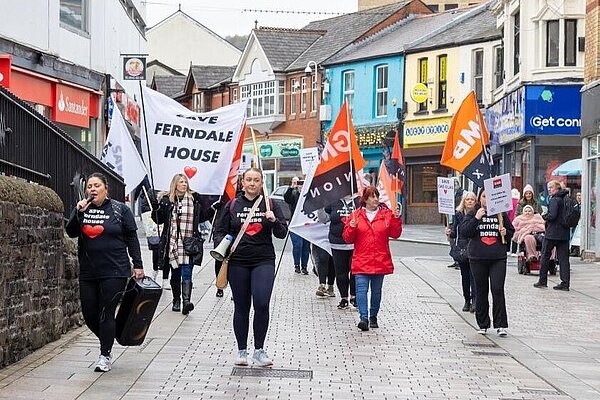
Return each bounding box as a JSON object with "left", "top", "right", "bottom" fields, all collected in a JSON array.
[
  {"left": 301, "top": 102, "right": 366, "bottom": 214},
  {"left": 441, "top": 91, "right": 493, "bottom": 188}
]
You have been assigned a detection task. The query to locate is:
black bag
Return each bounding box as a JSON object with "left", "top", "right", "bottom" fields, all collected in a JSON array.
[
  {"left": 450, "top": 242, "right": 468, "bottom": 263},
  {"left": 115, "top": 277, "right": 162, "bottom": 346},
  {"left": 183, "top": 234, "right": 204, "bottom": 256},
  {"left": 561, "top": 196, "right": 581, "bottom": 228}
]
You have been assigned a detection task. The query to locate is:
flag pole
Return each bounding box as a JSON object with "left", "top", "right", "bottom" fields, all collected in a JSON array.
[
  {"left": 346, "top": 103, "right": 356, "bottom": 210},
  {"left": 250, "top": 127, "right": 271, "bottom": 212}
]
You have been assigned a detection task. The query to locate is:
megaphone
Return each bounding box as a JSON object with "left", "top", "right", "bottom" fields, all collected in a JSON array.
[{"left": 210, "top": 234, "right": 234, "bottom": 261}]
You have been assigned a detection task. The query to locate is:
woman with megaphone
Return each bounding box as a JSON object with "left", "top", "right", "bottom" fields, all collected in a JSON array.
[{"left": 213, "top": 167, "right": 288, "bottom": 367}]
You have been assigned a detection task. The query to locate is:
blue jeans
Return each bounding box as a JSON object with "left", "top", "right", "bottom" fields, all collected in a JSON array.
[
  {"left": 290, "top": 232, "right": 310, "bottom": 268},
  {"left": 355, "top": 274, "right": 385, "bottom": 320}
]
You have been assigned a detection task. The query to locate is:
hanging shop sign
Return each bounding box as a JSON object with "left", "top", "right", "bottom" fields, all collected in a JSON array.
[
  {"left": 243, "top": 138, "right": 303, "bottom": 159},
  {"left": 403, "top": 117, "right": 451, "bottom": 146},
  {"left": 524, "top": 85, "right": 582, "bottom": 135},
  {"left": 485, "top": 86, "right": 525, "bottom": 145},
  {"left": 123, "top": 56, "right": 146, "bottom": 81},
  {"left": 410, "top": 83, "right": 429, "bottom": 103}
]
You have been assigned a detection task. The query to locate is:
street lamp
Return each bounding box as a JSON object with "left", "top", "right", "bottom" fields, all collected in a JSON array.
[{"left": 304, "top": 60, "right": 318, "bottom": 76}]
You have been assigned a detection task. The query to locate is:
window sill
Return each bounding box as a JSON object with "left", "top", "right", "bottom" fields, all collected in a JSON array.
[
  {"left": 60, "top": 22, "right": 90, "bottom": 38},
  {"left": 310, "top": 111, "right": 317, "bottom": 118},
  {"left": 288, "top": 113, "right": 296, "bottom": 121},
  {"left": 413, "top": 110, "right": 430, "bottom": 116},
  {"left": 300, "top": 113, "right": 307, "bottom": 119},
  {"left": 432, "top": 108, "right": 448, "bottom": 114}
]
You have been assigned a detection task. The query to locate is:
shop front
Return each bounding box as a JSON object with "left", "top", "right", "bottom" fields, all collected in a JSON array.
[
  {"left": 402, "top": 116, "right": 453, "bottom": 224},
  {"left": 354, "top": 123, "right": 398, "bottom": 184},
  {"left": 486, "top": 85, "right": 582, "bottom": 206}
]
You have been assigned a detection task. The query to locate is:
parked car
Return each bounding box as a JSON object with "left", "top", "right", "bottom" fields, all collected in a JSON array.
[{"left": 270, "top": 185, "right": 291, "bottom": 221}]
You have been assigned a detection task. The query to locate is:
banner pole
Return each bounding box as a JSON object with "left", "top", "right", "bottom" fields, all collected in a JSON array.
[
  {"left": 346, "top": 104, "right": 356, "bottom": 209},
  {"left": 498, "top": 213, "right": 506, "bottom": 244},
  {"left": 250, "top": 127, "right": 271, "bottom": 212}
]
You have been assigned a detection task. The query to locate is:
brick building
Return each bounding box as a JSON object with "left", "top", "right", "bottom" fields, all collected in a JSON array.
[{"left": 359, "top": 0, "right": 485, "bottom": 12}]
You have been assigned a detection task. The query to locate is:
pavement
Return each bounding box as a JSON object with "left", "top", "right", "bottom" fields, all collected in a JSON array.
[{"left": 0, "top": 225, "right": 599, "bottom": 399}]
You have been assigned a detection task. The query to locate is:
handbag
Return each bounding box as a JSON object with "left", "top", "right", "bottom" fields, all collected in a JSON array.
[
  {"left": 215, "top": 195, "right": 263, "bottom": 289},
  {"left": 183, "top": 235, "right": 204, "bottom": 256},
  {"left": 449, "top": 226, "right": 468, "bottom": 264}
]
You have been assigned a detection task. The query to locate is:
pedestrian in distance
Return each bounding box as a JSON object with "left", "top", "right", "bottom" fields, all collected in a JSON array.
[
  {"left": 318, "top": 195, "right": 359, "bottom": 309},
  {"left": 459, "top": 189, "right": 514, "bottom": 337},
  {"left": 214, "top": 167, "right": 288, "bottom": 367},
  {"left": 445, "top": 191, "right": 477, "bottom": 313},
  {"left": 516, "top": 184, "right": 543, "bottom": 216},
  {"left": 152, "top": 173, "right": 216, "bottom": 314},
  {"left": 284, "top": 176, "right": 310, "bottom": 274},
  {"left": 65, "top": 172, "right": 145, "bottom": 372},
  {"left": 447, "top": 177, "right": 465, "bottom": 268},
  {"left": 342, "top": 186, "right": 402, "bottom": 331},
  {"left": 534, "top": 180, "right": 572, "bottom": 291},
  {"left": 311, "top": 243, "right": 336, "bottom": 298}
]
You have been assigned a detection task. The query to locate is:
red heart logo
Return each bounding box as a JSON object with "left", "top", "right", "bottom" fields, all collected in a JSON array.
[
  {"left": 443, "top": 189, "right": 447, "bottom": 194},
  {"left": 481, "top": 236, "right": 497, "bottom": 246},
  {"left": 245, "top": 223, "right": 263, "bottom": 236},
  {"left": 184, "top": 166, "right": 197, "bottom": 179},
  {"left": 82, "top": 225, "right": 104, "bottom": 239}
]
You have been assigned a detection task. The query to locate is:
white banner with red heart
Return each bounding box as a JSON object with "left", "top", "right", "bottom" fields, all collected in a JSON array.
[{"left": 140, "top": 86, "right": 247, "bottom": 194}]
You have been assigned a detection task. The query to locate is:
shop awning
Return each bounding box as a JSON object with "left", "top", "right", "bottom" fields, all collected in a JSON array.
[{"left": 551, "top": 158, "right": 582, "bottom": 176}]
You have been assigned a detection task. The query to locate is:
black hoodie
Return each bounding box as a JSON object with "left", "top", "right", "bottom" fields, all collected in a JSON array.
[
  {"left": 459, "top": 207, "right": 514, "bottom": 261},
  {"left": 543, "top": 189, "right": 570, "bottom": 240}
]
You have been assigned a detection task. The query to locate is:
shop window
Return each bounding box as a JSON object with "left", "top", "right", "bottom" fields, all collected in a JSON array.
[
  {"left": 493, "top": 45, "right": 504, "bottom": 89},
  {"left": 301, "top": 77, "right": 307, "bottom": 113},
  {"left": 418, "top": 58, "right": 428, "bottom": 112},
  {"left": 375, "top": 65, "right": 388, "bottom": 117},
  {"left": 513, "top": 11, "right": 520, "bottom": 75},
  {"left": 290, "top": 78, "right": 298, "bottom": 115},
  {"left": 60, "top": 0, "right": 89, "bottom": 33},
  {"left": 565, "top": 19, "right": 577, "bottom": 66},
  {"left": 546, "top": 20, "right": 559, "bottom": 67},
  {"left": 410, "top": 164, "right": 450, "bottom": 204},
  {"left": 343, "top": 70, "right": 355, "bottom": 112},
  {"left": 437, "top": 55, "right": 447, "bottom": 110},
  {"left": 535, "top": 145, "right": 582, "bottom": 205},
  {"left": 472, "top": 49, "right": 483, "bottom": 105}
]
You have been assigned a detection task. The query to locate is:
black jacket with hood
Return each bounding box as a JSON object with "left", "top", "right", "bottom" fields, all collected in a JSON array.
[{"left": 543, "top": 188, "right": 570, "bottom": 240}]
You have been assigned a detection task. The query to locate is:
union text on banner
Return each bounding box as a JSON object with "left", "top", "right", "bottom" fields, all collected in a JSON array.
[
  {"left": 483, "top": 173, "right": 513, "bottom": 215},
  {"left": 437, "top": 177, "right": 455, "bottom": 215},
  {"left": 301, "top": 102, "right": 366, "bottom": 214},
  {"left": 440, "top": 91, "right": 492, "bottom": 187},
  {"left": 140, "top": 85, "right": 246, "bottom": 193},
  {"left": 101, "top": 104, "right": 147, "bottom": 192}
]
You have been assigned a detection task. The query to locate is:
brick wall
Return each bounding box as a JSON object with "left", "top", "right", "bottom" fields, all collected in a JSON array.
[
  {"left": 0, "top": 177, "right": 82, "bottom": 368},
  {"left": 585, "top": 0, "right": 600, "bottom": 83}
]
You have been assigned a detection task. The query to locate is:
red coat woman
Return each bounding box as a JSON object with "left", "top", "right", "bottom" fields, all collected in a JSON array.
[{"left": 342, "top": 186, "right": 402, "bottom": 331}]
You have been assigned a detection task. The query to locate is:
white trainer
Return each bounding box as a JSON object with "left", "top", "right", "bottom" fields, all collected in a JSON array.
[
  {"left": 477, "top": 328, "right": 487, "bottom": 335},
  {"left": 94, "top": 355, "right": 112, "bottom": 372},
  {"left": 251, "top": 349, "right": 273, "bottom": 367},
  {"left": 497, "top": 328, "right": 508, "bottom": 337},
  {"left": 234, "top": 349, "right": 249, "bottom": 366}
]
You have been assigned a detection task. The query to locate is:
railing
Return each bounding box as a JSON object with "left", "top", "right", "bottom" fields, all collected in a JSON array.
[{"left": 0, "top": 86, "right": 124, "bottom": 217}]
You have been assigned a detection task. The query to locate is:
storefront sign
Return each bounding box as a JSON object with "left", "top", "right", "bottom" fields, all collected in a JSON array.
[
  {"left": 437, "top": 177, "right": 455, "bottom": 215},
  {"left": 485, "top": 86, "right": 525, "bottom": 145},
  {"left": 403, "top": 117, "right": 452, "bottom": 146},
  {"left": 410, "top": 83, "right": 429, "bottom": 103},
  {"left": 53, "top": 84, "right": 90, "bottom": 128},
  {"left": 525, "top": 85, "right": 582, "bottom": 135},
  {"left": 300, "top": 147, "right": 319, "bottom": 174},
  {"left": 123, "top": 56, "right": 146, "bottom": 80},
  {"left": 0, "top": 55, "right": 12, "bottom": 88},
  {"left": 483, "top": 173, "right": 513, "bottom": 215},
  {"left": 243, "top": 138, "right": 303, "bottom": 159}
]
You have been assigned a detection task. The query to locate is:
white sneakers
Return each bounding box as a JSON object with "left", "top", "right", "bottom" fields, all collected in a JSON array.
[
  {"left": 477, "top": 328, "right": 487, "bottom": 335},
  {"left": 94, "top": 355, "right": 112, "bottom": 372},
  {"left": 234, "top": 349, "right": 273, "bottom": 367},
  {"left": 497, "top": 328, "right": 508, "bottom": 337}
]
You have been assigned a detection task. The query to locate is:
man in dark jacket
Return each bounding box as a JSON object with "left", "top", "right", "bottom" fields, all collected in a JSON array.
[
  {"left": 284, "top": 177, "right": 310, "bottom": 274},
  {"left": 534, "top": 180, "right": 571, "bottom": 291}
]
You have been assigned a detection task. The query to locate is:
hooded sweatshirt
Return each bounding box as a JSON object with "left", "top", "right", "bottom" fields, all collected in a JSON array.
[
  {"left": 459, "top": 206, "right": 515, "bottom": 260},
  {"left": 517, "top": 184, "right": 543, "bottom": 216}
]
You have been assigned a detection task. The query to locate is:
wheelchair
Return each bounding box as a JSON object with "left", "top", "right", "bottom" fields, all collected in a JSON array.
[{"left": 517, "top": 232, "right": 557, "bottom": 276}]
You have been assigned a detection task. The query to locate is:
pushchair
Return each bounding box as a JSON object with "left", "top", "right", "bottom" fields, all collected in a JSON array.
[{"left": 517, "top": 232, "right": 557, "bottom": 275}]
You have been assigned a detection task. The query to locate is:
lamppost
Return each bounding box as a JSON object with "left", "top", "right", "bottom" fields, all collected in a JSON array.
[{"left": 304, "top": 61, "right": 323, "bottom": 145}]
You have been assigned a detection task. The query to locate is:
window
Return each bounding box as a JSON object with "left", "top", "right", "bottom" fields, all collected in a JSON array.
[
  {"left": 375, "top": 65, "right": 388, "bottom": 117},
  {"left": 418, "top": 58, "right": 428, "bottom": 112},
  {"left": 311, "top": 77, "right": 318, "bottom": 113},
  {"left": 437, "top": 55, "right": 447, "bottom": 110},
  {"left": 445, "top": 4, "right": 458, "bottom": 10},
  {"left": 343, "top": 71, "right": 355, "bottom": 111},
  {"left": 494, "top": 46, "right": 504, "bottom": 89},
  {"left": 278, "top": 81, "right": 285, "bottom": 114},
  {"left": 252, "top": 83, "right": 264, "bottom": 117},
  {"left": 240, "top": 81, "right": 280, "bottom": 118},
  {"left": 513, "top": 11, "right": 520, "bottom": 75},
  {"left": 473, "top": 50, "right": 484, "bottom": 104},
  {"left": 263, "top": 81, "right": 275, "bottom": 115},
  {"left": 546, "top": 20, "right": 559, "bottom": 67},
  {"left": 409, "top": 164, "right": 451, "bottom": 204},
  {"left": 290, "top": 78, "right": 297, "bottom": 114},
  {"left": 192, "top": 93, "right": 203, "bottom": 113},
  {"left": 301, "top": 77, "right": 307, "bottom": 113},
  {"left": 60, "top": 0, "right": 88, "bottom": 33},
  {"left": 241, "top": 85, "right": 251, "bottom": 116},
  {"left": 429, "top": 4, "right": 439, "bottom": 12},
  {"left": 565, "top": 19, "right": 577, "bottom": 66},
  {"left": 232, "top": 88, "right": 238, "bottom": 103}
]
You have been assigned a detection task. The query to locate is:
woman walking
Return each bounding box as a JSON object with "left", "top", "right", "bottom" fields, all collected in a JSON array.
[
  {"left": 66, "top": 172, "right": 144, "bottom": 372},
  {"left": 446, "top": 191, "right": 477, "bottom": 313},
  {"left": 459, "top": 189, "right": 514, "bottom": 337},
  {"left": 153, "top": 173, "right": 214, "bottom": 315},
  {"left": 214, "top": 168, "right": 287, "bottom": 367},
  {"left": 343, "top": 187, "right": 402, "bottom": 331}
]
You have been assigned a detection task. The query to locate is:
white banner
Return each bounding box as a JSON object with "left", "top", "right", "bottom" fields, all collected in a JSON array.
[
  {"left": 289, "top": 165, "right": 331, "bottom": 254},
  {"left": 300, "top": 147, "right": 319, "bottom": 175},
  {"left": 483, "top": 173, "right": 513, "bottom": 215},
  {"left": 100, "top": 104, "right": 147, "bottom": 192},
  {"left": 140, "top": 85, "right": 247, "bottom": 193},
  {"left": 437, "top": 177, "right": 455, "bottom": 215}
]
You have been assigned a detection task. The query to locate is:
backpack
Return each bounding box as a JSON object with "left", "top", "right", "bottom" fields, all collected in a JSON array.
[{"left": 561, "top": 195, "right": 581, "bottom": 228}]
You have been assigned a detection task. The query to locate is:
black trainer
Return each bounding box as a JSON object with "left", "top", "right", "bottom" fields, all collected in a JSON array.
[
  {"left": 533, "top": 281, "right": 547, "bottom": 288},
  {"left": 337, "top": 299, "right": 349, "bottom": 309},
  {"left": 369, "top": 316, "right": 378, "bottom": 328},
  {"left": 301, "top": 267, "right": 309, "bottom": 275},
  {"left": 553, "top": 282, "right": 570, "bottom": 291},
  {"left": 349, "top": 297, "right": 357, "bottom": 308},
  {"left": 294, "top": 265, "right": 301, "bottom": 274},
  {"left": 358, "top": 319, "right": 369, "bottom": 331},
  {"left": 462, "top": 301, "right": 471, "bottom": 312}
]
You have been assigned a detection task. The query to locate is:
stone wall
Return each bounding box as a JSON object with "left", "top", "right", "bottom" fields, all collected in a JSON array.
[{"left": 0, "top": 176, "right": 82, "bottom": 368}]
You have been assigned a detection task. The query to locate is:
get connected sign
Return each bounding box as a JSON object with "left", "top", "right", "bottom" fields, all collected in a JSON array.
[
  {"left": 525, "top": 85, "right": 582, "bottom": 135},
  {"left": 529, "top": 115, "right": 581, "bottom": 130}
]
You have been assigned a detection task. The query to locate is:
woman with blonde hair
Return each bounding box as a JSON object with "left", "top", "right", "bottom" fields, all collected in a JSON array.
[{"left": 153, "top": 173, "right": 216, "bottom": 314}]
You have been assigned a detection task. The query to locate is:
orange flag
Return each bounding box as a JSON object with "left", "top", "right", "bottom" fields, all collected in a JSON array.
[
  {"left": 377, "top": 161, "right": 397, "bottom": 211},
  {"left": 223, "top": 124, "right": 245, "bottom": 201},
  {"left": 441, "top": 91, "right": 492, "bottom": 187}
]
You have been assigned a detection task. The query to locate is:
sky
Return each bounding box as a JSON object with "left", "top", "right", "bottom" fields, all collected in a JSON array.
[{"left": 144, "top": 0, "right": 359, "bottom": 37}]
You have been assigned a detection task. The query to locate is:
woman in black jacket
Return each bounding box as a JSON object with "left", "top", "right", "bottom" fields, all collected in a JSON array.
[
  {"left": 459, "top": 189, "right": 514, "bottom": 337},
  {"left": 66, "top": 172, "right": 144, "bottom": 373},
  {"left": 153, "top": 173, "right": 215, "bottom": 314}
]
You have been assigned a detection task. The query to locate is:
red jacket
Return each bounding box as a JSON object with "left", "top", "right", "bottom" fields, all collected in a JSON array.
[{"left": 342, "top": 206, "right": 402, "bottom": 275}]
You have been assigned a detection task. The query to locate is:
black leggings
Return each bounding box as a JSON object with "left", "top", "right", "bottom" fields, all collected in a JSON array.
[
  {"left": 228, "top": 262, "right": 275, "bottom": 350},
  {"left": 215, "top": 259, "right": 223, "bottom": 278},
  {"left": 79, "top": 278, "right": 128, "bottom": 356},
  {"left": 312, "top": 245, "right": 335, "bottom": 285},
  {"left": 332, "top": 249, "right": 355, "bottom": 298},
  {"left": 470, "top": 259, "right": 508, "bottom": 329}
]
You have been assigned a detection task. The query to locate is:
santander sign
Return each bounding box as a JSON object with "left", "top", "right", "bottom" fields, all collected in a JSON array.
[{"left": 53, "top": 84, "right": 90, "bottom": 128}]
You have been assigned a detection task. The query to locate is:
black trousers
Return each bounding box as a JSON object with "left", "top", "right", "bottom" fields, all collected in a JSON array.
[
  {"left": 332, "top": 249, "right": 355, "bottom": 298},
  {"left": 79, "top": 278, "right": 128, "bottom": 356},
  {"left": 470, "top": 259, "right": 508, "bottom": 329},
  {"left": 540, "top": 238, "right": 570, "bottom": 285},
  {"left": 312, "top": 245, "right": 335, "bottom": 285}
]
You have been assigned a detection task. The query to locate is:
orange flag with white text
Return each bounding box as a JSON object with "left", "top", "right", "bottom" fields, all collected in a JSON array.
[{"left": 223, "top": 124, "right": 245, "bottom": 201}]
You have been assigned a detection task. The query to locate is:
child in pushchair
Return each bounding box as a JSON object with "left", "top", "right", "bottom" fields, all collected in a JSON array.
[{"left": 517, "top": 232, "right": 557, "bottom": 275}]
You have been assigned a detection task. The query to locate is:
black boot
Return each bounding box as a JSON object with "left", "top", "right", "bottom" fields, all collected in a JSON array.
[
  {"left": 462, "top": 300, "right": 471, "bottom": 312},
  {"left": 181, "top": 281, "right": 194, "bottom": 315},
  {"left": 171, "top": 280, "right": 181, "bottom": 312}
]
